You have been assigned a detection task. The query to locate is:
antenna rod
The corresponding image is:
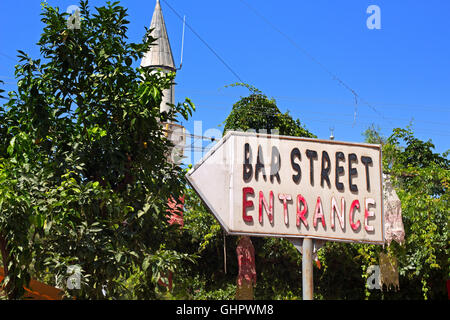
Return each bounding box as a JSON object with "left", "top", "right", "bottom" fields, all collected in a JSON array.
[{"left": 179, "top": 15, "right": 186, "bottom": 70}]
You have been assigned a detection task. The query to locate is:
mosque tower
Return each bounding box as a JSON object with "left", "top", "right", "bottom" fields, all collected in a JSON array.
[
  {"left": 141, "top": 0, "right": 185, "bottom": 163},
  {"left": 141, "top": 0, "right": 176, "bottom": 114}
]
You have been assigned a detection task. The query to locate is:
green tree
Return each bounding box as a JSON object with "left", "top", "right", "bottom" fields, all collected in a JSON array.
[
  {"left": 318, "top": 126, "right": 449, "bottom": 300},
  {"left": 378, "top": 127, "right": 448, "bottom": 299},
  {"left": 0, "top": 0, "right": 194, "bottom": 299},
  {"left": 223, "top": 83, "right": 315, "bottom": 138},
  {"left": 362, "top": 123, "right": 387, "bottom": 145}
]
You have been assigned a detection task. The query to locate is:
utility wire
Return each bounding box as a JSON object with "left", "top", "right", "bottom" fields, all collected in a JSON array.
[
  {"left": 183, "top": 104, "right": 449, "bottom": 127},
  {"left": 162, "top": 128, "right": 217, "bottom": 142},
  {"left": 177, "top": 88, "right": 450, "bottom": 113},
  {"left": 238, "top": 0, "right": 390, "bottom": 124},
  {"left": 0, "top": 52, "right": 16, "bottom": 62},
  {"left": 160, "top": 0, "right": 245, "bottom": 83},
  {"left": 165, "top": 117, "right": 450, "bottom": 139}
]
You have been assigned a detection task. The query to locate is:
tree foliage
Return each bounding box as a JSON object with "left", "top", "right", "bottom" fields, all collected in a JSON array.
[
  {"left": 376, "top": 127, "right": 448, "bottom": 299},
  {"left": 317, "top": 126, "right": 448, "bottom": 300},
  {"left": 0, "top": 0, "right": 194, "bottom": 299},
  {"left": 223, "top": 83, "right": 315, "bottom": 138}
]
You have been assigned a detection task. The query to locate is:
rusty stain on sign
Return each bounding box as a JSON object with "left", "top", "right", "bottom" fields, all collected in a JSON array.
[
  {"left": 379, "top": 252, "right": 400, "bottom": 291},
  {"left": 383, "top": 175, "right": 405, "bottom": 246},
  {"left": 235, "top": 236, "right": 256, "bottom": 300},
  {"left": 166, "top": 194, "right": 185, "bottom": 228}
]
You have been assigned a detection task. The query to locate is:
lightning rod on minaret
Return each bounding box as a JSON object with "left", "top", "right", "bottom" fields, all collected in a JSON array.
[{"left": 178, "top": 15, "right": 186, "bottom": 70}]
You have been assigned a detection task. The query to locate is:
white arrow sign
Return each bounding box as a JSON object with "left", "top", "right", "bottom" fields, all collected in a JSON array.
[{"left": 186, "top": 131, "right": 384, "bottom": 244}]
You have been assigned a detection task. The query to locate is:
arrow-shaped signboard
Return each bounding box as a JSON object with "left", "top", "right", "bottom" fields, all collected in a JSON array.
[{"left": 186, "top": 131, "right": 384, "bottom": 244}]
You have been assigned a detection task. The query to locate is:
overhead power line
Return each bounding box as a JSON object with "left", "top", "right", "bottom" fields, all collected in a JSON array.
[
  {"left": 162, "top": 128, "right": 217, "bottom": 142},
  {"left": 176, "top": 88, "right": 450, "bottom": 113},
  {"left": 184, "top": 102, "right": 450, "bottom": 127},
  {"left": 0, "top": 52, "right": 17, "bottom": 62},
  {"left": 238, "top": 0, "right": 390, "bottom": 124},
  {"left": 160, "top": 0, "right": 245, "bottom": 83}
]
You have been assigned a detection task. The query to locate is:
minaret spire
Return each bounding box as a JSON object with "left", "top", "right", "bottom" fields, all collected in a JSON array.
[
  {"left": 141, "top": 0, "right": 186, "bottom": 165},
  {"left": 141, "top": 0, "right": 176, "bottom": 113}
]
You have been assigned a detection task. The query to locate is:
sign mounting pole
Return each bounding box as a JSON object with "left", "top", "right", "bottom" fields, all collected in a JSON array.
[
  {"left": 299, "top": 129, "right": 336, "bottom": 300},
  {"left": 302, "top": 238, "right": 313, "bottom": 300}
]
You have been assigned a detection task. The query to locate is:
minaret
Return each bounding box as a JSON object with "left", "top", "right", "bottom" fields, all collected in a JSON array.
[
  {"left": 141, "top": 0, "right": 176, "bottom": 114},
  {"left": 141, "top": 1, "right": 185, "bottom": 164}
]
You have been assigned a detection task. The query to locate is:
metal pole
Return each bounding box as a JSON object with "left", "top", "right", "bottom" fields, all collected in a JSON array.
[{"left": 302, "top": 238, "right": 313, "bottom": 300}]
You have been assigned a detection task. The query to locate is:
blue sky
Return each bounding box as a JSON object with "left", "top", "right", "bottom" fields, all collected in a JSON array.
[{"left": 1, "top": 0, "right": 449, "bottom": 164}]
